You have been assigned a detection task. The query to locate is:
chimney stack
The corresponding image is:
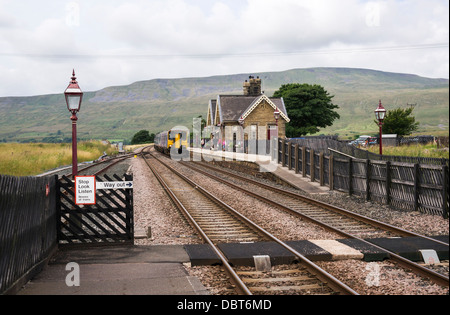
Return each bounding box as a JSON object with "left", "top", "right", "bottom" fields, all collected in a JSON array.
[{"left": 243, "top": 75, "right": 262, "bottom": 96}]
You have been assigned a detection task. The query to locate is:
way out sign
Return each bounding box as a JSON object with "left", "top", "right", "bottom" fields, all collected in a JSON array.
[
  {"left": 96, "top": 181, "right": 133, "bottom": 190},
  {"left": 75, "top": 176, "right": 96, "bottom": 205}
]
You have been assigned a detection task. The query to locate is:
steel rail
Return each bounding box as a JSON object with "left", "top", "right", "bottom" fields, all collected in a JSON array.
[
  {"left": 181, "top": 160, "right": 449, "bottom": 287},
  {"left": 91, "top": 156, "right": 131, "bottom": 176},
  {"left": 141, "top": 152, "right": 252, "bottom": 295},
  {"left": 61, "top": 154, "right": 134, "bottom": 178},
  {"left": 38, "top": 152, "right": 135, "bottom": 178},
  {"left": 188, "top": 161, "right": 449, "bottom": 246},
  {"left": 146, "top": 151, "right": 359, "bottom": 295}
]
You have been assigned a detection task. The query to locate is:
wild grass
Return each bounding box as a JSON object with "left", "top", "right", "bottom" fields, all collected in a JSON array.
[
  {"left": 0, "top": 141, "right": 118, "bottom": 176},
  {"left": 367, "top": 143, "right": 449, "bottom": 159},
  {"left": 123, "top": 143, "right": 153, "bottom": 151}
]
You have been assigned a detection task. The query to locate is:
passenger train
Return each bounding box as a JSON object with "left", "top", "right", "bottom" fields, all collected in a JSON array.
[{"left": 154, "top": 129, "right": 189, "bottom": 156}]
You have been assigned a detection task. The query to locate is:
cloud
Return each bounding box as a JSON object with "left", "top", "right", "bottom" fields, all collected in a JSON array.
[
  {"left": 97, "top": 0, "right": 241, "bottom": 54},
  {"left": 0, "top": 0, "right": 448, "bottom": 96}
]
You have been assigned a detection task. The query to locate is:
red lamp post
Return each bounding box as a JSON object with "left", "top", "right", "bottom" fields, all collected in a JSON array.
[
  {"left": 238, "top": 116, "right": 245, "bottom": 126},
  {"left": 273, "top": 108, "right": 281, "bottom": 160},
  {"left": 374, "top": 100, "right": 387, "bottom": 155},
  {"left": 64, "top": 70, "right": 83, "bottom": 177},
  {"left": 273, "top": 107, "right": 280, "bottom": 136}
]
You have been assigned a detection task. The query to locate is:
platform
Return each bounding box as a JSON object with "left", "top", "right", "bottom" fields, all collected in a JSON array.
[
  {"left": 189, "top": 148, "right": 328, "bottom": 194},
  {"left": 17, "top": 245, "right": 208, "bottom": 295},
  {"left": 271, "top": 166, "right": 329, "bottom": 194},
  {"left": 17, "top": 236, "right": 448, "bottom": 295},
  {"left": 185, "top": 236, "right": 449, "bottom": 267}
]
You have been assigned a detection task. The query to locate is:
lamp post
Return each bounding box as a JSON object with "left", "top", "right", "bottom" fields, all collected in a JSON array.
[
  {"left": 238, "top": 116, "right": 245, "bottom": 153},
  {"left": 238, "top": 116, "right": 244, "bottom": 126},
  {"left": 374, "top": 100, "right": 386, "bottom": 155},
  {"left": 273, "top": 107, "right": 280, "bottom": 136},
  {"left": 273, "top": 108, "right": 281, "bottom": 160},
  {"left": 64, "top": 70, "right": 83, "bottom": 177}
]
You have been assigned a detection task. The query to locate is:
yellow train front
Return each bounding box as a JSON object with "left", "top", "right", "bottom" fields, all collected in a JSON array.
[{"left": 155, "top": 129, "right": 189, "bottom": 157}]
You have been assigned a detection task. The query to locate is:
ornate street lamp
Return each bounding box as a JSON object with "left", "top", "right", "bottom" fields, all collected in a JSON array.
[
  {"left": 273, "top": 107, "right": 280, "bottom": 137},
  {"left": 374, "top": 100, "right": 387, "bottom": 155},
  {"left": 273, "top": 107, "right": 280, "bottom": 126},
  {"left": 272, "top": 108, "right": 281, "bottom": 160},
  {"left": 238, "top": 116, "right": 245, "bottom": 153},
  {"left": 64, "top": 69, "right": 83, "bottom": 177}
]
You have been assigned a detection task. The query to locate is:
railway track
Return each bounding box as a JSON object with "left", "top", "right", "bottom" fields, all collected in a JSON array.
[
  {"left": 74, "top": 154, "right": 135, "bottom": 177},
  {"left": 141, "top": 149, "right": 359, "bottom": 295},
  {"left": 177, "top": 158, "right": 449, "bottom": 287},
  {"left": 38, "top": 152, "right": 137, "bottom": 178}
]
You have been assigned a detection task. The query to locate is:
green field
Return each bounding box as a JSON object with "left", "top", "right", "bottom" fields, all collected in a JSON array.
[
  {"left": 366, "top": 143, "right": 449, "bottom": 159},
  {"left": 0, "top": 141, "right": 118, "bottom": 176},
  {"left": 0, "top": 68, "right": 448, "bottom": 143}
]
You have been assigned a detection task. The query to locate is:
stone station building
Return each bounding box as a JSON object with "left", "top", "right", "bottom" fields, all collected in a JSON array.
[{"left": 205, "top": 76, "right": 290, "bottom": 154}]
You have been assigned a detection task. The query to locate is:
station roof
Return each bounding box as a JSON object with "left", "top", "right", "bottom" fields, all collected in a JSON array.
[{"left": 213, "top": 94, "right": 289, "bottom": 124}]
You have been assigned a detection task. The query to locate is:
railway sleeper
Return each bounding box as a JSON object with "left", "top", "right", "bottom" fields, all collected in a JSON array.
[{"left": 248, "top": 284, "right": 332, "bottom": 294}]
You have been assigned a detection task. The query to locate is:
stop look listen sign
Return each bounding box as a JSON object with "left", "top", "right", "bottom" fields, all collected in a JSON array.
[{"left": 75, "top": 176, "right": 96, "bottom": 205}]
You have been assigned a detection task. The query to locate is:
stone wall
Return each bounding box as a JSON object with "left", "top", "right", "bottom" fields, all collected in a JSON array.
[{"left": 241, "top": 99, "right": 286, "bottom": 140}]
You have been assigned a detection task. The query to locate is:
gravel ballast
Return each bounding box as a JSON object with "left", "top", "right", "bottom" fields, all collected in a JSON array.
[{"left": 130, "top": 149, "right": 449, "bottom": 295}]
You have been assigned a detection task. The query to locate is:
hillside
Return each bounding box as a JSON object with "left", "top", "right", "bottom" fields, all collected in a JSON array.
[{"left": 0, "top": 67, "right": 448, "bottom": 142}]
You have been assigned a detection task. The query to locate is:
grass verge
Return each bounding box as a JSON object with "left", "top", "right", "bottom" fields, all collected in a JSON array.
[{"left": 0, "top": 141, "right": 118, "bottom": 176}]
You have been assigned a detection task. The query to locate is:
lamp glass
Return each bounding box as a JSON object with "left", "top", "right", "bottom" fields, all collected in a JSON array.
[
  {"left": 375, "top": 109, "right": 386, "bottom": 121},
  {"left": 274, "top": 111, "right": 280, "bottom": 120},
  {"left": 67, "top": 95, "right": 81, "bottom": 111}
]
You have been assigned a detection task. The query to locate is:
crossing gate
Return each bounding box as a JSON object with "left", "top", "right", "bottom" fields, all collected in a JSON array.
[{"left": 56, "top": 174, "right": 134, "bottom": 246}]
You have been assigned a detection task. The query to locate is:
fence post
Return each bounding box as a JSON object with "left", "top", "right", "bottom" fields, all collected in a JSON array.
[
  {"left": 320, "top": 152, "right": 324, "bottom": 186},
  {"left": 294, "top": 144, "right": 299, "bottom": 174},
  {"left": 302, "top": 146, "right": 306, "bottom": 177},
  {"left": 55, "top": 174, "right": 62, "bottom": 242},
  {"left": 310, "top": 148, "right": 315, "bottom": 182},
  {"left": 443, "top": 165, "right": 448, "bottom": 219},
  {"left": 385, "top": 161, "right": 391, "bottom": 205},
  {"left": 329, "top": 154, "right": 334, "bottom": 190},
  {"left": 365, "top": 159, "right": 370, "bottom": 201},
  {"left": 125, "top": 173, "right": 134, "bottom": 238},
  {"left": 288, "top": 142, "right": 292, "bottom": 170},
  {"left": 278, "top": 139, "right": 282, "bottom": 164},
  {"left": 281, "top": 139, "right": 286, "bottom": 167},
  {"left": 348, "top": 158, "right": 353, "bottom": 196},
  {"left": 413, "top": 163, "right": 419, "bottom": 211}
]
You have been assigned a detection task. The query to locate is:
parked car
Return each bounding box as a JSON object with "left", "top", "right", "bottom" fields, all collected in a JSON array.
[
  {"left": 349, "top": 135, "right": 371, "bottom": 147},
  {"left": 368, "top": 137, "right": 378, "bottom": 145}
]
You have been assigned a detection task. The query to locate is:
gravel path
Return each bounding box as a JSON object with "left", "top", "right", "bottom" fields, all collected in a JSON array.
[{"left": 130, "top": 149, "right": 449, "bottom": 295}]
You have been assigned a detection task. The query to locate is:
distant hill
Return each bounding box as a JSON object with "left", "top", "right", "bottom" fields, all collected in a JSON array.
[{"left": 0, "top": 67, "right": 448, "bottom": 142}]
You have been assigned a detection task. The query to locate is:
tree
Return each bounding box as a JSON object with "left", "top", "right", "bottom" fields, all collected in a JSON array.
[
  {"left": 131, "top": 130, "right": 154, "bottom": 144},
  {"left": 193, "top": 115, "right": 206, "bottom": 133},
  {"left": 377, "top": 107, "right": 419, "bottom": 136},
  {"left": 273, "top": 83, "right": 340, "bottom": 137}
]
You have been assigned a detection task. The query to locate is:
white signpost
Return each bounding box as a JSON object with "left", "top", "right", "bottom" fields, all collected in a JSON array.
[{"left": 75, "top": 176, "right": 96, "bottom": 205}]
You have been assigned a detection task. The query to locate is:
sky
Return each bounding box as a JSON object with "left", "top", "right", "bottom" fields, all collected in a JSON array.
[{"left": 0, "top": 0, "right": 448, "bottom": 97}]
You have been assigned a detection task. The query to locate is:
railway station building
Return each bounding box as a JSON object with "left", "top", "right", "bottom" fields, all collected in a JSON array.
[{"left": 205, "top": 76, "right": 290, "bottom": 153}]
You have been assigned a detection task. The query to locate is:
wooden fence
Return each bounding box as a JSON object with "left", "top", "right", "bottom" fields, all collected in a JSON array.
[
  {"left": 289, "top": 138, "right": 449, "bottom": 167},
  {"left": 278, "top": 139, "right": 449, "bottom": 218},
  {"left": 0, "top": 175, "right": 57, "bottom": 294}
]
